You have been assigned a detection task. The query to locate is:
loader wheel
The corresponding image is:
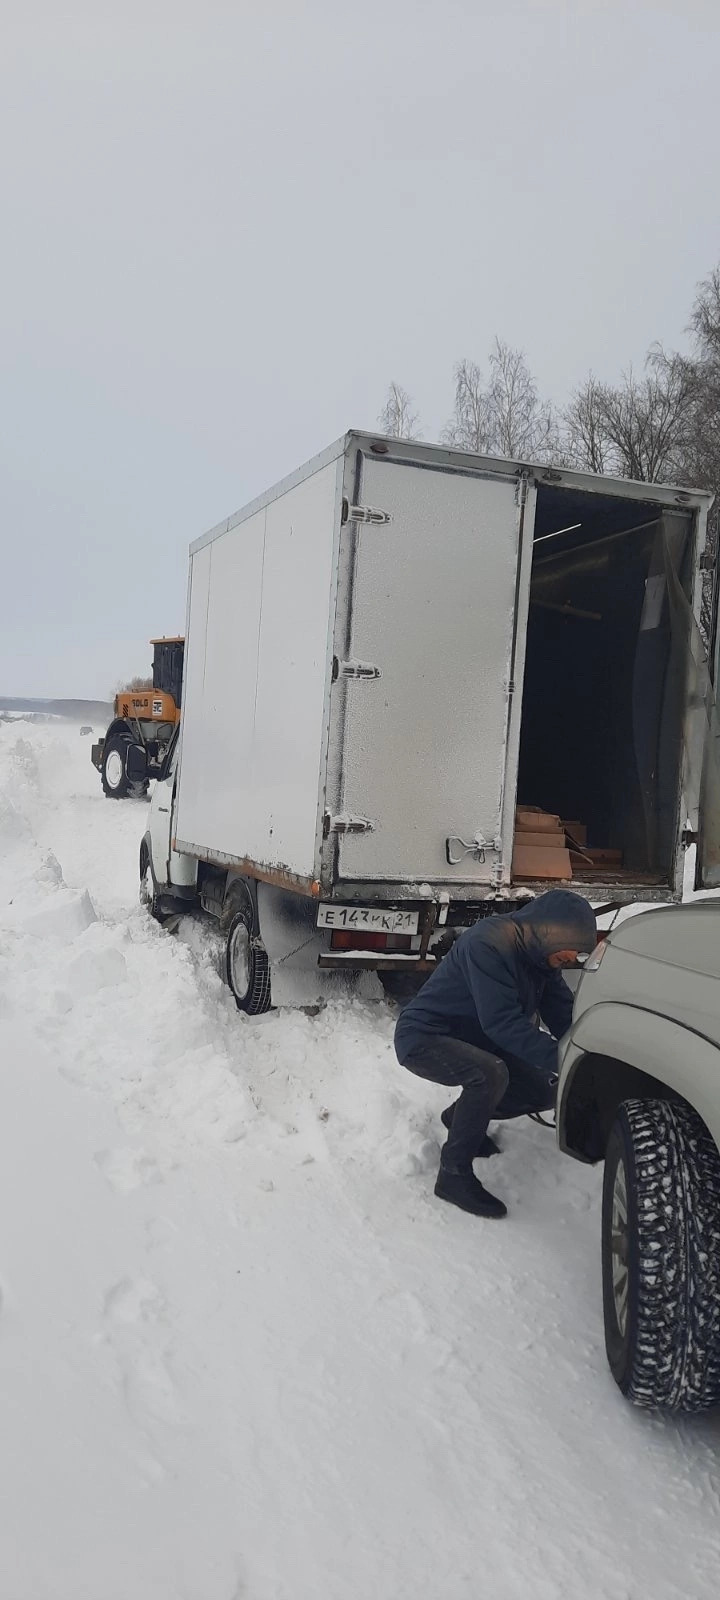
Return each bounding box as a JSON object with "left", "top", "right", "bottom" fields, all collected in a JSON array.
[
  {"left": 601, "top": 1098, "right": 720, "bottom": 1412},
  {"left": 102, "top": 736, "right": 132, "bottom": 798},
  {"left": 225, "top": 909, "right": 271, "bottom": 1015}
]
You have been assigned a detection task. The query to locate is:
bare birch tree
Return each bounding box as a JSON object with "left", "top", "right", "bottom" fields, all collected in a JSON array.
[
  {"left": 562, "top": 351, "right": 697, "bottom": 483},
  {"left": 563, "top": 374, "right": 612, "bottom": 475},
  {"left": 685, "top": 269, "right": 720, "bottom": 636},
  {"left": 378, "top": 382, "right": 420, "bottom": 440},
  {"left": 486, "top": 339, "right": 560, "bottom": 459},
  {"left": 690, "top": 267, "right": 720, "bottom": 362},
  {"left": 442, "top": 359, "right": 493, "bottom": 452},
  {"left": 686, "top": 269, "right": 720, "bottom": 494},
  {"left": 443, "top": 341, "right": 560, "bottom": 461}
]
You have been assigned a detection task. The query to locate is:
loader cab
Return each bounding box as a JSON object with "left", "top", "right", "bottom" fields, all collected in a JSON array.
[{"left": 151, "top": 636, "right": 185, "bottom": 709}]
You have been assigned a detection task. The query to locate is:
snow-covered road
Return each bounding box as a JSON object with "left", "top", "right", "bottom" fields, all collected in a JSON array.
[{"left": 1, "top": 721, "right": 719, "bottom": 1600}]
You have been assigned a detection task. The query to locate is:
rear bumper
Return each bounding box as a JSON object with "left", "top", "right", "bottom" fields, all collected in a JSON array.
[{"left": 317, "top": 954, "right": 437, "bottom": 972}]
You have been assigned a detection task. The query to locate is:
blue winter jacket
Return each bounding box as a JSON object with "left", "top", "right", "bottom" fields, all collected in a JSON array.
[{"left": 394, "top": 890, "right": 598, "bottom": 1074}]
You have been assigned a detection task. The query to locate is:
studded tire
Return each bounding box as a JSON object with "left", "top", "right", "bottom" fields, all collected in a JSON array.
[
  {"left": 225, "top": 908, "right": 272, "bottom": 1016},
  {"left": 601, "top": 1098, "right": 720, "bottom": 1412}
]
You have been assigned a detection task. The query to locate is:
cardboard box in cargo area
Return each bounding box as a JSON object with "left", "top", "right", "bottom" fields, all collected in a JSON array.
[
  {"left": 513, "top": 804, "right": 572, "bottom": 879},
  {"left": 515, "top": 808, "right": 564, "bottom": 834},
  {"left": 512, "top": 842, "right": 572, "bottom": 879},
  {"left": 514, "top": 829, "right": 568, "bottom": 849}
]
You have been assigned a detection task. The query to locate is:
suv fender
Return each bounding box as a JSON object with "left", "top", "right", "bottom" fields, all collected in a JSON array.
[{"left": 558, "top": 1002, "right": 720, "bottom": 1162}]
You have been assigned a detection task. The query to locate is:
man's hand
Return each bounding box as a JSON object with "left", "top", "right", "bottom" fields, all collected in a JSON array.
[{"left": 532, "top": 1061, "right": 559, "bottom": 1106}]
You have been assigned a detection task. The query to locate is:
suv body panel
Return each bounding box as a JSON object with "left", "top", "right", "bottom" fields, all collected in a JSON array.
[{"left": 557, "top": 902, "right": 720, "bottom": 1160}]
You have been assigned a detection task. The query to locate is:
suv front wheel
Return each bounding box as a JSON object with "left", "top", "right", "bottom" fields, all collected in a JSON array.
[{"left": 602, "top": 1098, "right": 720, "bottom": 1411}]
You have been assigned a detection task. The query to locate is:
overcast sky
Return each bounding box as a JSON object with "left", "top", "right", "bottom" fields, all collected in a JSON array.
[{"left": 1, "top": 0, "right": 719, "bottom": 697}]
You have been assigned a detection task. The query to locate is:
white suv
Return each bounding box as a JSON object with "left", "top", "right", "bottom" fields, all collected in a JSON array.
[{"left": 556, "top": 901, "right": 720, "bottom": 1412}]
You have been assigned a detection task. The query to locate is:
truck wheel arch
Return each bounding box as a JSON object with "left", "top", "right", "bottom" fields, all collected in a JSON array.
[
  {"left": 558, "top": 1003, "right": 720, "bottom": 1164},
  {"left": 219, "top": 874, "right": 258, "bottom": 933}
]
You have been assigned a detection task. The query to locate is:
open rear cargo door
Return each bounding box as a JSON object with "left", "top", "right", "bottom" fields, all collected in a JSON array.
[
  {"left": 335, "top": 452, "right": 530, "bottom": 885},
  {"left": 697, "top": 553, "right": 720, "bottom": 890},
  {"left": 697, "top": 723, "right": 720, "bottom": 888}
]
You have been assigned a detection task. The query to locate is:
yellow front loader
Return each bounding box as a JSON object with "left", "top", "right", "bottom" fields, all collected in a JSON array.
[{"left": 91, "top": 637, "right": 184, "bottom": 798}]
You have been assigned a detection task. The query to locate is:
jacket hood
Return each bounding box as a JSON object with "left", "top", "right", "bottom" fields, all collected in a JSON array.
[{"left": 511, "top": 890, "right": 598, "bottom": 970}]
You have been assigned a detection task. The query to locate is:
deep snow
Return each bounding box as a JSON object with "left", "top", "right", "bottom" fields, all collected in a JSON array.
[{"left": 1, "top": 722, "right": 719, "bottom": 1600}]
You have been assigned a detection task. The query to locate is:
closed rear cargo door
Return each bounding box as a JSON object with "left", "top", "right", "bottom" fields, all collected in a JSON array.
[{"left": 336, "top": 453, "right": 527, "bottom": 884}]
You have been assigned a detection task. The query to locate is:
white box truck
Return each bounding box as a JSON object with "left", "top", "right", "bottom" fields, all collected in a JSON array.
[{"left": 137, "top": 431, "right": 716, "bottom": 1012}]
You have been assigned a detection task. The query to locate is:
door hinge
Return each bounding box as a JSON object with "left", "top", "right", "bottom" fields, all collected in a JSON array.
[
  {"left": 682, "top": 827, "right": 699, "bottom": 848},
  {"left": 324, "top": 812, "right": 376, "bottom": 838},
  {"left": 341, "top": 498, "right": 392, "bottom": 527},
  {"left": 332, "top": 657, "right": 382, "bottom": 682}
]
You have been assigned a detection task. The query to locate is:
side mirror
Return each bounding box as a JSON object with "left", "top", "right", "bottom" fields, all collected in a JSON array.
[{"left": 126, "top": 744, "right": 149, "bottom": 783}]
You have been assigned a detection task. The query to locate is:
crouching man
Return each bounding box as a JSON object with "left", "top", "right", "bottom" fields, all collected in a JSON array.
[{"left": 394, "top": 890, "right": 598, "bottom": 1219}]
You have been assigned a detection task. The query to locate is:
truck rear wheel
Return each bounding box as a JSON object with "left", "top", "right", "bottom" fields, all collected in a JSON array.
[
  {"left": 225, "top": 909, "right": 271, "bottom": 1015},
  {"left": 602, "top": 1098, "right": 720, "bottom": 1411},
  {"left": 139, "top": 842, "right": 163, "bottom": 921}
]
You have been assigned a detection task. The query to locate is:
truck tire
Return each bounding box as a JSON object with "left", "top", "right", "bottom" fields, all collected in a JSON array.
[
  {"left": 139, "top": 841, "right": 163, "bottom": 921},
  {"left": 602, "top": 1098, "right": 720, "bottom": 1411},
  {"left": 225, "top": 909, "right": 271, "bottom": 1015}
]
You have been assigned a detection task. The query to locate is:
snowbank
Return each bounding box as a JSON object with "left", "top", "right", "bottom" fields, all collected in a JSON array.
[{"left": 0, "top": 721, "right": 718, "bottom": 1600}]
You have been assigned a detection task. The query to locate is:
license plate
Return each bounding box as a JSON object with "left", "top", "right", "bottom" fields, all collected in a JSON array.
[{"left": 316, "top": 904, "right": 419, "bottom": 935}]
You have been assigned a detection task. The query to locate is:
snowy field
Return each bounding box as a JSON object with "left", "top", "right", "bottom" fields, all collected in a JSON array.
[{"left": 1, "top": 721, "right": 719, "bottom": 1600}]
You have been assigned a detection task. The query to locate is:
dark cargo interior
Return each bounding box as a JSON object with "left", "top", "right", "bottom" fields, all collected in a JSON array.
[{"left": 516, "top": 485, "right": 695, "bottom": 886}]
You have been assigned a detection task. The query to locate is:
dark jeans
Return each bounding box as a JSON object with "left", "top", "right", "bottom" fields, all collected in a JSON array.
[
  {"left": 397, "top": 1035, "right": 556, "bottom": 1174},
  {"left": 397, "top": 1036, "right": 508, "bottom": 1174}
]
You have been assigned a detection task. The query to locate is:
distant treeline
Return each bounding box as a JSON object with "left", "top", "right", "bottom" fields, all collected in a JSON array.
[{"left": 0, "top": 698, "right": 113, "bottom": 722}]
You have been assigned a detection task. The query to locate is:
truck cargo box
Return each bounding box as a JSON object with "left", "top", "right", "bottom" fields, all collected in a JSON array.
[{"left": 174, "top": 432, "right": 715, "bottom": 907}]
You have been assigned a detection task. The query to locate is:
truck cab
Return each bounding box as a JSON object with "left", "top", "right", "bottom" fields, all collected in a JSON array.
[{"left": 139, "top": 731, "right": 197, "bottom": 917}]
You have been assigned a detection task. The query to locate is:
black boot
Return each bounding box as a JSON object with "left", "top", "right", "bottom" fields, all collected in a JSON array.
[
  {"left": 434, "top": 1166, "right": 507, "bottom": 1218},
  {"left": 441, "top": 1103, "right": 501, "bottom": 1158}
]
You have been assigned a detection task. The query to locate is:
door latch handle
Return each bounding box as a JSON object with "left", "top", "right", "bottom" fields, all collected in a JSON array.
[{"left": 446, "top": 834, "right": 501, "bottom": 866}]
